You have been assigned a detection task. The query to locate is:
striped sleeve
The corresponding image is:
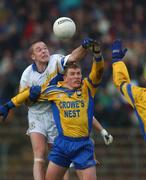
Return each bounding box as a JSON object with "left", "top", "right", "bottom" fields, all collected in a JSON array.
[{"left": 84, "top": 57, "right": 104, "bottom": 97}]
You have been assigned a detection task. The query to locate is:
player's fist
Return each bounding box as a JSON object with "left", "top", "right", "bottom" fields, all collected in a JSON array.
[
  {"left": 100, "top": 129, "right": 113, "bottom": 145},
  {"left": 92, "top": 41, "right": 101, "bottom": 54},
  {"left": 29, "top": 85, "right": 41, "bottom": 102},
  {"left": 112, "top": 39, "right": 127, "bottom": 63},
  {"left": 0, "top": 101, "right": 15, "bottom": 121},
  {"left": 92, "top": 41, "right": 103, "bottom": 61},
  {"left": 0, "top": 105, "right": 9, "bottom": 121},
  {"left": 82, "top": 37, "right": 94, "bottom": 49}
]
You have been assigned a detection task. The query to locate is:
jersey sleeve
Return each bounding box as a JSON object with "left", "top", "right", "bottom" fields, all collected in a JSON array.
[
  {"left": 84, "top": 57, "right": 104, "bottom": 97},
  {"left": 11, "top": 85, "right": 54, "bottom": 107},
  {"left": 119, "top": 82, "right": 146, "bottom": 140},
  {"left": 11, "top": 89, "right": 30, "bottom": 107},
  {"left": 55, "top": 54, "right": 70, "bottom": 74},
  {"left": 112, "top": 61, "right": 133, "bottom": 105},
  {"left": 11, "top": 85, "right": 50, "bottom": 107},
  {"left": 112, "top": 61, "right": 143, "bottom": 107},
  {"left": 112, "top": 61, "right": 131, "bottom": 91},
  {"left": 38, "top": 86, "right": 59, "bottom": 102}
]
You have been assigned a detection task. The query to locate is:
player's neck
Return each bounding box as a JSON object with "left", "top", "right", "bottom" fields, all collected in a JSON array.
[
  {"left": 63, "top": 83, "right": 73, "bottom": 90},
  {"left": 35, "top": 62, "right": 48, "bottom": 73},
  {"left": 63, "top": 83, "right": 80, "bottom": 90}
]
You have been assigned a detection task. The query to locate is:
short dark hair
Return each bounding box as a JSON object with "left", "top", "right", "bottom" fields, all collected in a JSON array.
[
  {"left": 64, "top": 62, "right": 81, "bottom": 75},
  {"left": 28, "top": 41, "right": 39, "bottom": 56}
]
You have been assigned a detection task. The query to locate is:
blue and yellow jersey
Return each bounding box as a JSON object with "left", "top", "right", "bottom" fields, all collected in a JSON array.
[
  {"left": 38, "top": 58, "right": 104, "bottom": 138},
  {"left": 113, "top": 61, "right": 146, "bottom": 140}
]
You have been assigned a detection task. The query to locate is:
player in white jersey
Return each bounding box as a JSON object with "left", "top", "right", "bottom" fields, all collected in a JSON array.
[{"left": 20, "top": 53, "right": 69, "bottom": 141}]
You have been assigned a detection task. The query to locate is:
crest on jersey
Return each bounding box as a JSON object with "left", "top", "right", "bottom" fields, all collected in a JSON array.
[{"left": 76, "top": 90, "right": 82, "bottom": 96}]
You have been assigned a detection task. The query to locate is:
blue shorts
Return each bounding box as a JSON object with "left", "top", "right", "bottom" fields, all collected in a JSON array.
[{"left": 48, "top": 136, "right": 97, "bottom": 169}]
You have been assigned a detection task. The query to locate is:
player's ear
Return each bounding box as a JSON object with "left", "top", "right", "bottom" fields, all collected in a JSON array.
[
  {"left": 31, "top": 54, "right": 35, "bottom": 60},
  {"left": 63, "top": 74, "right": 67, "bottom": 81}
]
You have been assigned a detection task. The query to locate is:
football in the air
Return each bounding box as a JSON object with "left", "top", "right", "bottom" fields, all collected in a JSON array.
[{"left": 53, "top": 17, "right": 76, "bottom": 39}]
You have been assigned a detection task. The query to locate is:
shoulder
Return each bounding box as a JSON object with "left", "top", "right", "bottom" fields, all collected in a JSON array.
[
  {"left": 42, "top": 85, "right": 57, "bottom": 94},
  {"left": 42, "top": 84, "right": 66, "bottom": 94},
  {"left": 22, "top": 64, "right": 33, "bottom": 74},
  {"left": 50, "top": 53, "right": 70, "bottom": 67},
  {"left": 20, "top": 64, "right": 33, "bottom": 78},
  {"left": 48, "top": 54, "right": 66, "bottom": 71}
]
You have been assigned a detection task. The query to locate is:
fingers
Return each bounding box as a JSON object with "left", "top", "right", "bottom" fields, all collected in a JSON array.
[
  {"left": 92, "top": 41, "right": 101, "bottom": 54},
  {"left": 113, "top": 39, "right": 122, "bottom": 48}
]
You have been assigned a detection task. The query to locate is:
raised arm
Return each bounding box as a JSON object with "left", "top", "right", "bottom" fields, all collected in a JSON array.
[
  {"left": 113, "top": 61, "right": 130, "bottom": 90},
  {"left": 112, "top": 39, "right": 146, "bottom": 140},
  {"left": 67, "top": 38, "right": 95, "bottom": 63},
  {"left": 84, "top": 42, "right": 104, "bottom": 96},
  {"left": 112, "top": 39, "right": 135, "bottom": 107},
  {"left": 112, "top": 39, "right": 130, "bottom": 90}
]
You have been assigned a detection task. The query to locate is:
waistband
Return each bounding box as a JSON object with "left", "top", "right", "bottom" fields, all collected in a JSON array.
[{"left": 58, "top": 135, "right": 89, "bottom": 141}]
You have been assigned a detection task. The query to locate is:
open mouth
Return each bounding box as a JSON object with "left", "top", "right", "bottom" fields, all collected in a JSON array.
[
  {"left": 74, "top": 81, "right": 81, "bottom": 84},
  {"left": 42, "top": 54, "right": 48, "bottom": 59}
]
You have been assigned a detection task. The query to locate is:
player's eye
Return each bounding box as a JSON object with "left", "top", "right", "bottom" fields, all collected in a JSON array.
[
  {"left": 42, "top": 45, "right": 48, "bottom": 50},
  {"left": 35, "top": 48, "right": 41, "bottom": 53},
  {"left": 77, "top": 72, "right": 81, "bottom": 75}
]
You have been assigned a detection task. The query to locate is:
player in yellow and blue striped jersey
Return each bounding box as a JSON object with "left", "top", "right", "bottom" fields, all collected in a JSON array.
[
  {"left": 112, "top": 39, "right": 146, "bottom": 140},
  {"left": 36, "top": 44, "right": 104, "bottom": 180}
]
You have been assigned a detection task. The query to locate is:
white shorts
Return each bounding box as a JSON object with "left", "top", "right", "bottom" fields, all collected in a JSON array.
[{"left": 27, "top": 111, "right": 58, "bottom": 144}]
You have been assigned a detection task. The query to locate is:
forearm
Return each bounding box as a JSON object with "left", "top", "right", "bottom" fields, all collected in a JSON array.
[
  {"left": 113, "top": 61, "right": 130, "bottom": 90},
  {"left": 92, "top": 116, "right": 113, "bottom": 145},
  {"left": 11, "top": 89, "right": 30, "bottom": 107},
  {"left": 67, "top": 45, "right": 87, "bottom": 63},
  {"left": 92, "top": 116, "right": 103, "bottom": 132},
  {"left": 89, "top": 57, "right": 104, "bottom": 85}
]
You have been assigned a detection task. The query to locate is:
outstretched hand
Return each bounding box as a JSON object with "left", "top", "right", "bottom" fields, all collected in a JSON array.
[
  {"left": 82, "top": 37, "right": 102, "bottom": 61},
  {"left": 91, "top": 41, "right": 102, "bottom": 59},
  {"left": 112, "top": 39, "right": 128, "bottom": 63},
  {"left": 0, "top": 105, "right": 10, "bottom": 122},
  {"left": 0, "top": 101, "right": 15, "bottom": 122},
  {"left": 82, "top": 37, "right": 95, "bottom": 49}
]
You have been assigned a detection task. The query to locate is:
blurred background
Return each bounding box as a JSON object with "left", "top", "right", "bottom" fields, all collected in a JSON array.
[{"left": 0, "top": 0, "right": 146, "bottom": 179}]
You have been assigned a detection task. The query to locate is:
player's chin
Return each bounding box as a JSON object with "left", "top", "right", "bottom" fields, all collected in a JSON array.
[
  {"left": 73, "top": 83, "right": 81, "bottom": 89},
  {"left": 41, "top": 58, "right": 49, "bottom": 63}
]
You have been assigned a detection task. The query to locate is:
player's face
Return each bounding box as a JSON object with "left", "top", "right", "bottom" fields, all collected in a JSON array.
[
  {"left": 64, "top": 68, "right": 82, "bottom": 89},
  {"left": 31, "top": 42, "right": 50, "bottom": 63}
]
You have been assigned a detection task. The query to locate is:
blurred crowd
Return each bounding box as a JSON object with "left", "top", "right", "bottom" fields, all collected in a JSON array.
[{"left": 0, "top": 0, "right": 146, "bottom": 128}]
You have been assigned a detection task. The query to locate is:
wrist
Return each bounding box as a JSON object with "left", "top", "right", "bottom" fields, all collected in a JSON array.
[
  {"left": 82, "top": 43, "right": 90, "bottom": 49},
  {"left": 82, "top": 44, "right": 88, "bottom": 49},
  {"left": 112, "top": 58, "right": 122, "bottom": 63},
  {"left": 5, "top": 101, "right": 15, "bottom": 109},
  {"left": 100, "top": 129, "right": 108, "bottom": 136},
  {"left": 94, "top": 55, "right": 102, "bottom": 62}
]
